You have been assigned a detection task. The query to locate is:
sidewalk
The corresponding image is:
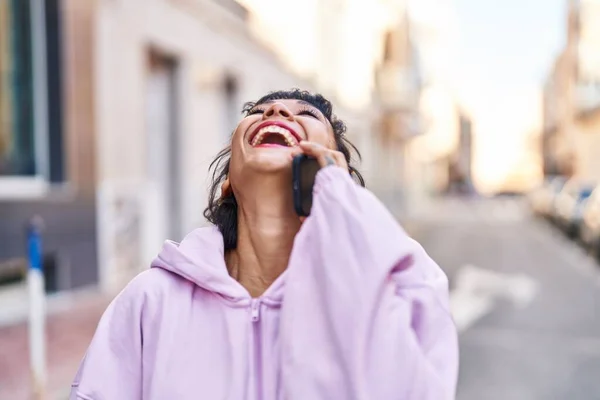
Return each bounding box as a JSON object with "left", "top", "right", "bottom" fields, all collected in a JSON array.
[{"left": 0, "top": 293, "right": 111, "bottom": 400}]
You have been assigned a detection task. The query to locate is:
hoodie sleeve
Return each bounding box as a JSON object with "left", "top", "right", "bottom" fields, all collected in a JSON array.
[
  {"left": 70, "top": 274, "right": 146, "bottom": 400},
  {"left": 280, "top": 166, "right": 459, "bottom": 400}
]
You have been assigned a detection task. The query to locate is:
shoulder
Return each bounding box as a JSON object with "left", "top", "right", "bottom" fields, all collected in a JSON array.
[
  {"left": 128, "top": 267, "right": 183, "bottom": 289},
  {"left": 112, "top": 268, "right": 190, "bottom": 308}
]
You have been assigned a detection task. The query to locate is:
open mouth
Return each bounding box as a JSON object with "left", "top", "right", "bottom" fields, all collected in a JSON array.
[{"left": 250, "top": 124, "right": 300, "bottom": 148}]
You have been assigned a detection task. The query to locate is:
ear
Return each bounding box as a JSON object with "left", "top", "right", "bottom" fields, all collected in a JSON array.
[{"left": 220, "top": 177, "right": 232, "bottom": 199}]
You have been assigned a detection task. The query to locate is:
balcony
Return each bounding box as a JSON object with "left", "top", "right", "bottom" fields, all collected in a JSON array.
[
  {"left": 379, "top": 109, "right": 423, "bottom": 142},
  {"left": 376, "top": 63, "right": 421, "bottom": 112},
  {"left": 210, "top": 0, "right": 248, "bottom": 20},
  {"left": 169, "top": 0, "right": 248, "bottom": 24},
  {"left": 575, "top": 81, "right": 600, "bottom": 115}
]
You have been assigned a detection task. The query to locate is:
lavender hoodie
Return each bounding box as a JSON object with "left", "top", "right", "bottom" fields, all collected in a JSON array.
[{"left": 71, "top": 166, "right": 459, "bottom": 400}]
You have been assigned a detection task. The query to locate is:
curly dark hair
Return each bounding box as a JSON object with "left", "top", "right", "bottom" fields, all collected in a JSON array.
[{"left": 203, "top": 89, "right": 365, "bottom": 250}]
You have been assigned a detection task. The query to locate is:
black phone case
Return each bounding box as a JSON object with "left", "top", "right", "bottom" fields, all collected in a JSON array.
[{"left": 292, "top": 154, "right": 317, "bottom": 217}]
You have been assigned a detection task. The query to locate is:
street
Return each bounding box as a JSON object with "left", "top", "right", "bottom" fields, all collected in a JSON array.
[{"left": 407, "top": 197, "right": 600, "bottom": 400}]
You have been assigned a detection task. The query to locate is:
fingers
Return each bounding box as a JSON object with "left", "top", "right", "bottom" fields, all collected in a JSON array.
[
  {"left": 290, "top": 146, "right": 304, "bottom": 158},
  {"left": 297, "top": 141, "right": 348, "bottom": 169}
]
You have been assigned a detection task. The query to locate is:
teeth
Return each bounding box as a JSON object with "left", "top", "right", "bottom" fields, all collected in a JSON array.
[{"left": 251, "top": 126, "right": 298, "bottom": 147}]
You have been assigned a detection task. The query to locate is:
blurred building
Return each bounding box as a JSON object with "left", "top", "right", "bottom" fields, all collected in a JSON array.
[
  {"left": 95, "top": 0, "right": 426, "bottom": 292},
  {"left": 542, "top": 0, "right": 600, "bottom": 181},
  {"left": 410, "top": 105, "right": 474, "bottom": 197},
  {"left": 94, "top": 0, "right": 429, "bottom": 292},
  {"left": 542, "top": 53, "right": 568, "bottom": 177},
  {"left": 400, "top": 85, "right": 463, "bottom": 203},
  {"left": 0, "top": 0, "right": 426, "bottom": 301},
  {"left": 373, "top": 8, "right": 423, "bottom": 207},
  {"left": 392, "top": 0, "right": 464, "bottom": 206},
  {"left": 446, "top": 112, "right": 475, "bottom": 195},
  {"left": 572, "top": 0, "right": 600, "bottom": 182},
  {"left": 93, "top": 0, "right": 316, "bottom": 291},
  {"left": 241, "top": 0, "right": 420, "bottom": 197},
  {"left": 0, "top": 0, "right": 98, "bottom": 295}
]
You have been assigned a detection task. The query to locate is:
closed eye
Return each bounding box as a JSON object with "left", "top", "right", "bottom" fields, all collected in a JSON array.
[
  {"left": 247, "top": 108, "right": 265, "bottom": 116},
  {"left": 297, "top": 109, "right": 320, "bottom": 119}
]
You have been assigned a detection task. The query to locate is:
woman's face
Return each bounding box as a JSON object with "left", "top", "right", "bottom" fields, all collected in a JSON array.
[{"left": 228, "top": 99, "right": 336, "bottom": 187}]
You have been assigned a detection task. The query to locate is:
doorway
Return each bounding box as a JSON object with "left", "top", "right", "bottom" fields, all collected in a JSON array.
[{"left": 144, "top": 51, "right": 182, "bottom": 252}]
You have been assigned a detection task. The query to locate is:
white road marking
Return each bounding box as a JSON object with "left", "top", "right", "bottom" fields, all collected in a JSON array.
[{"left": 450, "top": 264, "right": 539, "bottom": 333}]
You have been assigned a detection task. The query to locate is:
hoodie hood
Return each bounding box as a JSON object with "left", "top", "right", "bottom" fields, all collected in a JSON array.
[
  {"left": 151, "top": 226, "right": 287, "bottom": 303},
  {"left": 152, "top": 226, "right": 250, "bottom": 301}
]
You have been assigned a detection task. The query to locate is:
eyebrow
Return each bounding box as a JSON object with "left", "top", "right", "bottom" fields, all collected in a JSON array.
[
  {"left": 254, "top": 99, "right": 332, "bottom": 128},
  {"left": 260, "top": 99, "right": 319, "bottom": 109}
]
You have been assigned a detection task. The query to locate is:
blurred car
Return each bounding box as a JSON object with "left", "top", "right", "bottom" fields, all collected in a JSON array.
[
  {"left": 529, "top": 176, "right": 568, "bottom": 217},
  {"left": 581, "top": 186, "right": 600, "bottom": 259},
  {"left": 553, "top": 180, "right": 595, "bottom": 238}
]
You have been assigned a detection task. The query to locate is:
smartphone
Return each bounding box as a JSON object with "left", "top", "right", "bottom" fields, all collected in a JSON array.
[{"left": 292, "top": 154, "right": 321, "bottom": 217}]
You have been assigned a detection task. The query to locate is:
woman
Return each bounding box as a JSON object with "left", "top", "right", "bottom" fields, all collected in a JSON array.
[{"left": 71, "top": 89, "right": 458, "bottom": 400}]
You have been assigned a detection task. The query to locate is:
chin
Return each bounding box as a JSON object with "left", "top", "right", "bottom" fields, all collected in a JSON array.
[{"left": 244, "top": 151, "right": 293, "bottom": 173}]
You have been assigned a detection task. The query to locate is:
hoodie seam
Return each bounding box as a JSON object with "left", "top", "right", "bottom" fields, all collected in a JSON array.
[
  {"left": 73, "top": 391, "right": 95, "bottom": 400},
  {"left": 393, "top": 282, "right": 455, "bottom": 322},
  {"left": 259, "top": 297, "right": 283, "bottom": 307},
  {"left": 211, "top": 292, "right": 252, "bottom": 308}
]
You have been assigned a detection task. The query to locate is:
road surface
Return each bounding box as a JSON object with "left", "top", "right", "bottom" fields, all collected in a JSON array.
[{"left": 406, "top": 197, "right": 600, "bottom": 400}]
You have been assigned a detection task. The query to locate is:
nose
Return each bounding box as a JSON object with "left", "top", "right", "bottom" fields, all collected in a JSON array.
[{"left": 262, "top": 102, "right": 294, "bottom": 120}]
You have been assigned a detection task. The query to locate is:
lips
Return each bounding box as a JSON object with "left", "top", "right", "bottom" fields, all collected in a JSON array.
[{"left": 248, "top": 121, "right": 302, "bottom": 148}]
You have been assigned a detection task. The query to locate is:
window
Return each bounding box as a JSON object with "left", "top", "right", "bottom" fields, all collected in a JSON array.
[
  {"left": 0, "top": 0, "right": 63, "bottom": 181},
  {"left": 0, "top": 0, "right": 35, "bottom": 176},
  {"left": 223, "top": 75, "right": 238, "bottom": 140},
  {"left": 45, "top": 0, "right": 65, "bottom": 183},
  {"left": 383, "top": 30, "right": 394, "bottom": 62}
]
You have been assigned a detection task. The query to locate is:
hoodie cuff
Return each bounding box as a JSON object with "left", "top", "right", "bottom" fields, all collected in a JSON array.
[{"left": 313, "top": 165, "right": 356, "bottom": 194}]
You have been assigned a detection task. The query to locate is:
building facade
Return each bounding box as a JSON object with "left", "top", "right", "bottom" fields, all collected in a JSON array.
[
  {"left": 446, "top": 112, "right": 474, "bottom": 194},
  {"left": 1, "top": 0, "right": 426, "bottom": 299},
  {"left": 373, "top": 8, "right": 423, "bottom": 208},
  {"left": 542, "top": 0, "right": 600, "bottom": 180},
  {"left": 0, "top": 0, "right": 98, "bottom": 294},
  {"left": 94, "top": 0, "right": 309, "bottom": 291},
  {"left": 94, "top": 0, "right": 421, "bottom": 292}
]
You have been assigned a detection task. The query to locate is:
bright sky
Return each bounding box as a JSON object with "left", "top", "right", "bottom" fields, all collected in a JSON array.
[
  {"left": 238, "top": 0, "right": 407, "bottom": 108},
  {"left": 454, "top": 0, "right": 566, "bottom": 97},
  {"left": 451, "top": 0, "right": 567, "bottom": 190},
  {"left": 238, "top": 0, "right": 567, "bottom": 190}
]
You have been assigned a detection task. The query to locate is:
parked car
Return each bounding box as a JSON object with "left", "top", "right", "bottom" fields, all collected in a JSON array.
[
  {"left": 529, "top": 176, "right": 568, "bottom": 217},
  {"left": 553, "top": 180, "right": 595, "bottom": 238},
  {"left": 581, "top": 186, "right": 600, "bottom": 259}
]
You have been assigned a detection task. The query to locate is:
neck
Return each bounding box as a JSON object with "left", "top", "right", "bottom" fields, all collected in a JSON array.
[{"left": 226, "top": 175, "right": 301, "bottom": 298}]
